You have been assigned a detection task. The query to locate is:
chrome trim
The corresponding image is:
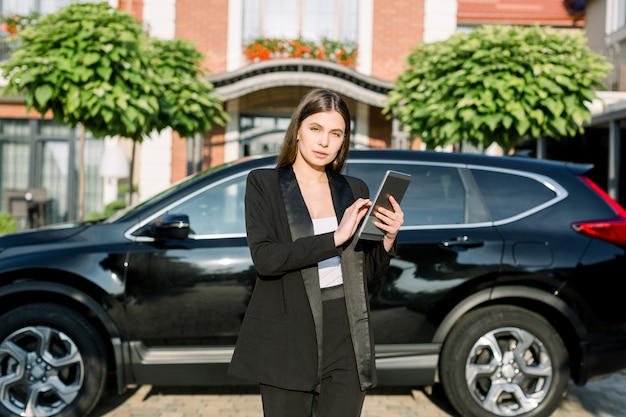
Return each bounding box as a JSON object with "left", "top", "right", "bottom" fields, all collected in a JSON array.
[
  {"left": 347, "top": 158, "right": 467, "bottom": 169},
  {"left": 129, "top": 342, "right": 234, "bottom": 364},
  {"left": 128, "top": 341, "right": 439, "bottom": 369}
]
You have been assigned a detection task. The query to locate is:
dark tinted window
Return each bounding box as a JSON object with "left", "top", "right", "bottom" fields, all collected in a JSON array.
[
  {"left": 471, "top": 169, "right": 557, "bottom": 221},
  {"left": 347, "top": 163, "right": 466, "bottom": 225}
]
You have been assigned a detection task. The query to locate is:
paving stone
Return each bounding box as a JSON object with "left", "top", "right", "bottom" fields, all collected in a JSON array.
[{"left": 91, "top": 371, "right": 626, "bottom": 417}]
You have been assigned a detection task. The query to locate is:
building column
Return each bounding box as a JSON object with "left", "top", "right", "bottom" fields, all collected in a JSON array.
[
  {"left": 391, "top": 117, "right": 410, "bottom": 149},
  {"left": 224, "top": 99, "right": 241, "bottom": 162},
  {"left": 354, "top": 103, "right": 370, "bottom": 149}
]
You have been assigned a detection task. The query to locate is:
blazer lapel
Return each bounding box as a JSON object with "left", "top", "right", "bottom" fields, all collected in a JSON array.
[
  {"left": 278, "top": 166, "right": 325, "bottom": 388},
  {"left": 328, "top": 170, "right": 354, "bottom": 224},
  {"left": 279, "top": 166, "right": 312, "bottom": 240},
  {"left": 329, "top": 172, "right": 374, "bottom": 387}
]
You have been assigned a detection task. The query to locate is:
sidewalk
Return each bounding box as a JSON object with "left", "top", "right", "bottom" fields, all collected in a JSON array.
[
  {"left": 93, "top": 385, "right": 453, "bottom": 417},
  {"left": 92, "top": 371, "right": 626, "bottom": 417}
]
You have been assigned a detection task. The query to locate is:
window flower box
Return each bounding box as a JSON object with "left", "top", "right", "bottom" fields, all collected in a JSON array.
[{"left": 243, "top": 37, "right": 358, "bottom": 68}]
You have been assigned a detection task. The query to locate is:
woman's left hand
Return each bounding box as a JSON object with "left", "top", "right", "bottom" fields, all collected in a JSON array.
[{"left": 373, "top": 195, "right": 404, "bottom": 252}]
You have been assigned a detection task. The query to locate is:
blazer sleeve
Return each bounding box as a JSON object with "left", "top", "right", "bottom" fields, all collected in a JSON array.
[{"left": 245, "top": 169, "right": 342, "bottom": 277}]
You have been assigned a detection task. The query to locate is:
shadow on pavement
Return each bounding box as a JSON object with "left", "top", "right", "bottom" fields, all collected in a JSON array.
[
  {"left": 419, "top": 383, "right": 461, "bottom": 416},
  {"left": 91, "top": 387, "right": 138, "bottom": 415},
  {"left": 96, "top": 384, "right": 262, "bottom": 405}
]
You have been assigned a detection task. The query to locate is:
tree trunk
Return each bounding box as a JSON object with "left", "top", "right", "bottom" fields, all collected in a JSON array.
[
  {"left": 78, "top": 124, "right": 85, "bottom": 220},
  {"left": 536, "top": 137, "right": 545, "bottom": 159},
  {"left": 128, "top": 140, "right": 137, "bottom": 206}
]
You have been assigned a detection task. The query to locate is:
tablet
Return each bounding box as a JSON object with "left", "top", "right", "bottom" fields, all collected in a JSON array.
[{"left": 357, "top": 170, "right": 412, "bottom": 241}]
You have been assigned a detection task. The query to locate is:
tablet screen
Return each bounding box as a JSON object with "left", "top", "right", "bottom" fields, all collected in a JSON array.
[{"left": 357, "top": 170, "right": 412, "bottom": 241}]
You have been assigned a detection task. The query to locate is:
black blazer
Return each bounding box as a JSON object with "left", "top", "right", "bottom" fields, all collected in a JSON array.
[{"left": 228, "top": 166, "right": 393, "bottom": 392}]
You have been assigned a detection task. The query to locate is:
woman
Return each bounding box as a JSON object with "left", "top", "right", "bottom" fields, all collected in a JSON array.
[{"left": 228, "top": 88, "right": 404, "bottom": 417}]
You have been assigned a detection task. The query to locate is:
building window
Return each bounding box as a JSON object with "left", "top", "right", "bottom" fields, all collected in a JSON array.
[
  {"left": 0, "top": 0, "right": 91, "bottom": 15},
  {"left": 0, "top": 119, "right": 103, "bottom": 230},
  {"left": 242, "top": 0, "right": 358, "bottom": 44},
  {"left": 0, "top": 0, "right": 94, "bottom": 61},
  {"left": 239, "top": 113, "right": 356, "bottom": 158},
  {"left": 239, "top": 115, "right": 290, "bottom": 157}
]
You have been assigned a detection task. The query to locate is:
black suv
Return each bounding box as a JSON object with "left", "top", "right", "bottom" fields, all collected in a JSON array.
[{"left": 1, "top": 149, "right": 625, "bottom": 417}]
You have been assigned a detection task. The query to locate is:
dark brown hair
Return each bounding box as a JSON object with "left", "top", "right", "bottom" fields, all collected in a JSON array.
[{"left": 276, "top": 88, "right": 351, "bottom": 173}]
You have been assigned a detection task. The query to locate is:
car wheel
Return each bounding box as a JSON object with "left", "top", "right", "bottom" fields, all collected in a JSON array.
[
  {"left": 439, "top": 305, "right": 569, "bottom": 417},
  {"left": 0, "top": 303, "right": 107, "bottom": 417}
]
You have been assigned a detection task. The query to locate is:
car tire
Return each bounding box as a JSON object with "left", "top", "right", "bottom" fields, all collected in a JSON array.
[
  {"left": 0, "top": 303, "right": 107, "bottom": 417},
  {"left": 439, "top": 305, "right": 569, "bottom": 417}
]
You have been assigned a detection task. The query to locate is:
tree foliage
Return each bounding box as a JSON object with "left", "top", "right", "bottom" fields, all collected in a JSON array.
[
  {"left": 384, "top": 25, "right": 613, "bottom": 152},
  {"left": 0, "top": 1, "right": 228, "bottom": 216},
  {"left": 149, "top": 38, "right": 228, "bottom": 139},
  {"left": 0, "top": 2, "right": 161, "bottom": 140}
]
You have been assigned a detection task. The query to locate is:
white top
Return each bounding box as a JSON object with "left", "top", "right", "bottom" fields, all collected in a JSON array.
[{"left": 312, "top": 216, "right": 343, "bottom": 288}]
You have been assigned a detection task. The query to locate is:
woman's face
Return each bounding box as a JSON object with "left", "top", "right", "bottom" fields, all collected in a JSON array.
[{"left": 295, "top": 110, "right": 345, "bottom": 170}]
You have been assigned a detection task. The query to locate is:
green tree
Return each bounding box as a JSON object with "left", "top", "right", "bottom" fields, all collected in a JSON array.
[
  {"left": 0, "top": 2, "right": 228, "bottom": 217},
  {"left": 384, "top": 25, "right": 613, "bottom": 153},
  {"left": 149, "top": 37, "right": 228, "bottom": 140},
  {"left": 0, "top": 212, "right": 17, "bottom": 234},
  {"left": 124, "top": 37, "right": 229, "bottom": 204}
]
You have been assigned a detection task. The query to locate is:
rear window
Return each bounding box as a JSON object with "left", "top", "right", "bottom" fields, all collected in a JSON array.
[{"left": 471, "top": 169, "right": 558, "bottom": 221}]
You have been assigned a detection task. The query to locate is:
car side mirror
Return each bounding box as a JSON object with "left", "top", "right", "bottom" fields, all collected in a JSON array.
[{"left": 151, "top": 214, "right": 190, "bottom": 240}]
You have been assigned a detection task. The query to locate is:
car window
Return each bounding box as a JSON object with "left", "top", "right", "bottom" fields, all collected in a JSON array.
[
  {"left": 347, "top": 163, "right": 466, "bottom": 226},
  {"left": 108, "top": 163, "right": 231, "bottom": 223},
  {"left": 168, "top": 174, "right": 247, "bottom": 236},
  {"left": 471, "top": 169, "right": 558, "bottom": 221}
]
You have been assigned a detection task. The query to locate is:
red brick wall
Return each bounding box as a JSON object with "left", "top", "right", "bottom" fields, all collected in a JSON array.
[
  {"left": 371, "top": 0, "right": 424, "bottom": 81},
  {"left": 204, "top": 127, "right": 226, "bottom": 172},
  {"left": 118, "top": 0, "right": 144, "bottom": 21},
  {"left": 169, "top": 127, "right": 226, "bottom": 183},
  {"left": 175, "top": 0, "right": 229, "bottom": 73},
  {"left": 458, "top": 0, "right": 585, "bottom": 27},
  {"left": 170, "top": 132, "right": 187, "bottom": 183},
  {"left": 170, "top": 1, "right": 230, "bottom": 178},
  {"left": 0, "top": 103, "right": 52, "bottom": 118}
]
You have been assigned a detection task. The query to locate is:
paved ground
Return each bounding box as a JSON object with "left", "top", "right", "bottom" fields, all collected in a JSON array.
[{"left": 91, "top": 370, "right": 626, "bottom": 417}]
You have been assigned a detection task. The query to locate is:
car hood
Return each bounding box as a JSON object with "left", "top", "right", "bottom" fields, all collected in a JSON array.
[{"left": 0, "top": 223, "right": 90, "bottom": 250}]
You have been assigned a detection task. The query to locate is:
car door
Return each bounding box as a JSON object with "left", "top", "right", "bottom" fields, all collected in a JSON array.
[
  {"left": 122, "top": 171, "right": 256, "bottom": 347},
  {"left": 345, "top": 160, "right": 505, "bottom": 344}
]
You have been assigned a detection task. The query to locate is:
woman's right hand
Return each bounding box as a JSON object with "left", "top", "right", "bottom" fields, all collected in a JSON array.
[{"left": 334, "top": 198, "right": 371, "bottom": 246}]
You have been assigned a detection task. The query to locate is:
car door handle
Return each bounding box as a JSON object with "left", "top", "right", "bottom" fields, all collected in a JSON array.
[{"left": 440, "top": 236, "right": 484, "bottom": 249}]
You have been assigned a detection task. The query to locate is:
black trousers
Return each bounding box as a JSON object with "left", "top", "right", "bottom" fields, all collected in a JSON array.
[{"left": 260, "top": 289, "right": 366, "bottom": 417}]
